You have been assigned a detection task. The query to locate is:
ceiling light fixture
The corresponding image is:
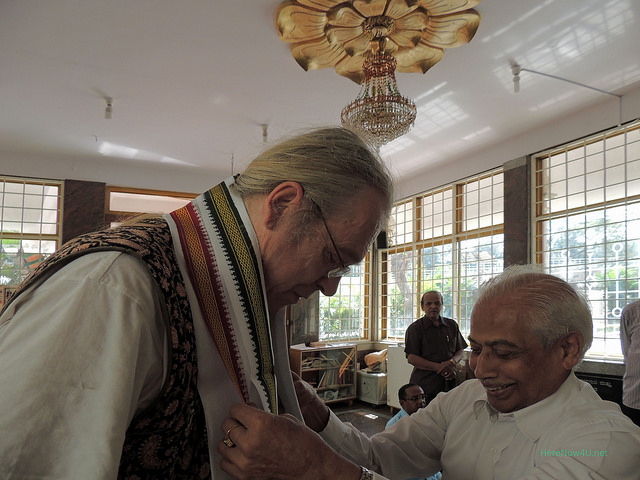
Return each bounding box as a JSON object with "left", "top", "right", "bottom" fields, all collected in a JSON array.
[
  {"left": 341, "top": 36, "right": 416, "bottom": 148},
  {"left": 104, "top": 97, "right": 113, "bottom": 120},
  {"left": 276, "top": 0, "right": 481, "bottom": 147},
  {"left": 511, "top": 63, "right": 521, "bottom": 93}
]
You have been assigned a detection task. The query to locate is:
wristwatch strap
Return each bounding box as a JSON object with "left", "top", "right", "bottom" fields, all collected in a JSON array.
[{"left": 359, "top": 466, "right": 374, "bottom": 480}]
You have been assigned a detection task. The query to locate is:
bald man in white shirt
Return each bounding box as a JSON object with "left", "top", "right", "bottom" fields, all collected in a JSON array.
[{"left": 218, "top": 266, "right": 640, "bottom": 480}]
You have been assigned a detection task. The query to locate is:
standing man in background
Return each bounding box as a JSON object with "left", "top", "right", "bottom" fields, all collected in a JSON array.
[
  {"left": 404, "top": 291, "right": 467, "bottom": 403},
  {"left": 621, "top": 299, "right": 640, "bottom": 426}
]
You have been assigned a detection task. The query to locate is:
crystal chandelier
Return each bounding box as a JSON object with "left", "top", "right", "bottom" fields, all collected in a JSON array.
[
  {"left": 275, "top": 0, "right": 482, "bottom": 147},
  {"left": 341, "top": 39, "right": 416, "bottom": 148}
]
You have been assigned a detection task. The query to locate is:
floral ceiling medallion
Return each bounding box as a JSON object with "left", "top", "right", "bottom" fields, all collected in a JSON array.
[
  {"left": 275, "top": 0, "right": 481, "bottom": 84},
  {"left": 275, "top": 0, "right": 481, "bottom": 147}
]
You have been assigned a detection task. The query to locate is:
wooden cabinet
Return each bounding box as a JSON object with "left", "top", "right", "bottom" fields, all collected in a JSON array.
[{"left": 289, "top": 343, "right": 357, "bottom": 404}]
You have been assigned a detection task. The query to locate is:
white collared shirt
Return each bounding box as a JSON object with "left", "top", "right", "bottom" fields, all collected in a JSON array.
[
  {"left": 621, "top": 300, "right": 640, "bottom": 409},
  {"left": 322, "top": 373, "right": 640, "bottom": 480}
]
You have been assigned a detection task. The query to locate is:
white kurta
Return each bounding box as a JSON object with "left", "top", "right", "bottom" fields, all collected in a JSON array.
[
  {"left": 0, "top": 252, "right": 166, "bottom": 478},
  {"left": 322, "top": 373, "right": 640, "bottom": 480},
  {"left": 0, "top": 249, "right": 297, "bottom": 479}
]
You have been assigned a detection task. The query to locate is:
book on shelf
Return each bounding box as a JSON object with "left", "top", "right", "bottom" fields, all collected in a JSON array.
[
  {"left": 301, "top": 354, "right": 341, "bottom": 369},
  {"left": 338, "top": 349, "right": 354, "bottom": 379}
]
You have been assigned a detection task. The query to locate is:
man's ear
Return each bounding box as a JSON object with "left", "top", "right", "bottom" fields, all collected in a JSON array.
[
  {"left": 557, "top": 331, "right": 583, "bottom": 370},
  {"left": 264, "top": 181, "right": 305, "bottom": 230}
]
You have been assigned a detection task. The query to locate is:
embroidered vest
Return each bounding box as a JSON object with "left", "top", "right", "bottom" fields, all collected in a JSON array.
[{"left": 3, "top": 217, "right": 211, "bottom": 479}]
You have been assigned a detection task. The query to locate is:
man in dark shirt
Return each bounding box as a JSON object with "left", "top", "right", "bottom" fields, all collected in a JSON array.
[{"left": 404, "top": 291, "right": 467, "bottom": 403}]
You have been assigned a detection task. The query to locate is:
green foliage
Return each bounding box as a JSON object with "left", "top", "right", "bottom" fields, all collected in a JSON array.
[
  {"left": 319, "top": 293, "right": 363, "bottom": 340},
  {"left": 0, "top": 248, "right": 23, "bottom": 285}
]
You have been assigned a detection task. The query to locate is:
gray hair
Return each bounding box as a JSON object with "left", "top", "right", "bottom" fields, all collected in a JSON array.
[
  {"left": 233, "top": 127, "right": 393, "bottom": 231},
  {"left": 421, "top": 290, "right": 443, "bottom": 305},
  {"left": 475, "top": 264, "right": 593, "bottom": 359}
]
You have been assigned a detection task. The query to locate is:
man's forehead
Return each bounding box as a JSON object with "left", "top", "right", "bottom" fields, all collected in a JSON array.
[
  {"left": 404, "top": 386, "right": 424, "bottom": 397},
  {"left": 422, "top": 293, "right": 441, "bottom": 302},
  {"left": 471, "top": 297, "right": 521, "bottom": 322},
  {"left": 470, "top": 302, "right": 534, "bottom": 343}
]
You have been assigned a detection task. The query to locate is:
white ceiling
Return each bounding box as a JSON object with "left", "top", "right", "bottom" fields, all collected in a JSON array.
[{"left": 1, "top": 0, "right": 640, "bottom": 193}]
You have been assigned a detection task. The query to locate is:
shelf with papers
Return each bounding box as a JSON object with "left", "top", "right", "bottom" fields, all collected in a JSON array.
[{"left": 289, "top": 343, "right": 357, "bottom": 404}]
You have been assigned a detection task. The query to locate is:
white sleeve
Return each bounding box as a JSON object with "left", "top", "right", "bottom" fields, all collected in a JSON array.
[
  {"left": 0, "top": 251, "right": 167, "bottom": 479},
  {"left": 320, "top": 407, "right": 443, "bottom": 480}
]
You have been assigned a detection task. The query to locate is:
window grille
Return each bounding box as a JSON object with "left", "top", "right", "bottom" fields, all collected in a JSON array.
[
  {"left": 533, "top": 120, "right": 640, "bottom": 358},
  {"left": 0, "top": 177, "right": 62, "bottom": 306},
  {"left": 319, "top": 255, "right": 371, "bottom": 341},
  {"left": 380, "top": 168, "right": 504, "bottom": 340}
]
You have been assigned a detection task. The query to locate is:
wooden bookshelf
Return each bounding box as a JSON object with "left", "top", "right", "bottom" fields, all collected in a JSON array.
[{"left": 289, "top": 343, "right": 357, "bottom": 405}]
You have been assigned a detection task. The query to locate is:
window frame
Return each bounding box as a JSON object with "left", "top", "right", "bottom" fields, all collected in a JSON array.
[
  {"left": 532, "top": 120, "right": 640, "bottom": 359},
  {"left": 379, "top": 168, "right": 505, "bottom": 342},
  {"left": 0, "top": 176, "right": 63, "bottom": 305},
  {"left": 105, "top": 186, "right": 195, "bottom": 225},
  {"left": 319, "top": 253, "right": 372, "bottom": 341}
]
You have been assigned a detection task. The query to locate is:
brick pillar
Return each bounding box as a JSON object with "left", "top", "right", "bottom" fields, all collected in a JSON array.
[
  {"left": 503, "top": 156, "right": 529, "bottom": 267},
  {"left": 62, "top": 179, "right": 106, "bottom": 244}
]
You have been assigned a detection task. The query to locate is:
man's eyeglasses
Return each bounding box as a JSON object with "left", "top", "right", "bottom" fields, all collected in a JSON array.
[
  {"left": 317, "top": 213, "right": 351, "bottom": 278},
  {"left": 405, "top": 394, "right": 426, "bottom": 402},
  {"left": 307, "top": 195, "right": 351, "bottom": 278}
]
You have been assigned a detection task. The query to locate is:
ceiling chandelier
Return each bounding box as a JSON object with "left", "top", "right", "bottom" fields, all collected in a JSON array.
[
  {"left": 341, "top": 32, "right": 417, "bottom": 148},
  {"left": 276, "top": 0, "right": 481, "bottom": 147}
]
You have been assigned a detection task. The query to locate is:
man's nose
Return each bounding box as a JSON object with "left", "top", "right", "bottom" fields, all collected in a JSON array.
[{"left": 470, "top": 350, "right": 495, "bottom": 379}]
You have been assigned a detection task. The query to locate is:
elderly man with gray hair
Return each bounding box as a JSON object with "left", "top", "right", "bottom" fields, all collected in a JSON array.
[
  {"left": 219, "top": 265, "right": 640, "bottom": 480},
  {"left": 0, "top": 127, "right": 393, "bottom": 479}
]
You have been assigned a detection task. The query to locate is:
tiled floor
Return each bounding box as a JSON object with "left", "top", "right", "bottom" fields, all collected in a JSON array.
[{"left": 331, "top": 400, "right": 395, "bottom": 436}]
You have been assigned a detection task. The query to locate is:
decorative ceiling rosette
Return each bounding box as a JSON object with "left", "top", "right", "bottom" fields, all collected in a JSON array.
[{"left": 275, "top": 0, "right": 481, "bottom": 84}]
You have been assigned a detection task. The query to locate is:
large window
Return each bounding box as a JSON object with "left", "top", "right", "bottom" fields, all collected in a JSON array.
[
  {"left": 534, "top": 120, "right": 640, "bottom": 358},
  {"left": 380, "top": 168, "right": 504, "bottom": 340},
  {"left": 0, "top": 177, "right": 62, "bottom": 307},
  {"left": 319, "top": 256, "right": 371, "bottom": 341},
  {"left": 106, "top": 187, "right": 194, "bottom": 225}
]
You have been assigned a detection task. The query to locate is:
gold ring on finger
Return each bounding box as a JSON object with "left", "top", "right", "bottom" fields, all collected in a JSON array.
[{"left": 223, "top": 424, "right": 242, "bottom": 448}]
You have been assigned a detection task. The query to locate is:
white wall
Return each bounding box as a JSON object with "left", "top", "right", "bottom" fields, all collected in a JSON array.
[
  {"left": 2, "top": 84, "right": 640, "bottom": 196},
  {"left": 395, "top": 84, "right": 640, "bottom": 200},
  {"left": 0, "top": 151, "right": 230, "bottom": 194}
]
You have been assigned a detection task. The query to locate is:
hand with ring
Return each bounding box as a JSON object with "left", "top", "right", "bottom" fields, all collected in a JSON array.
[
  {"left": 223, "top": 423, "right": 243, "bottom": 448},
  {"left": 218, "top": 403, "right": 361, "bottom": 480}
]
